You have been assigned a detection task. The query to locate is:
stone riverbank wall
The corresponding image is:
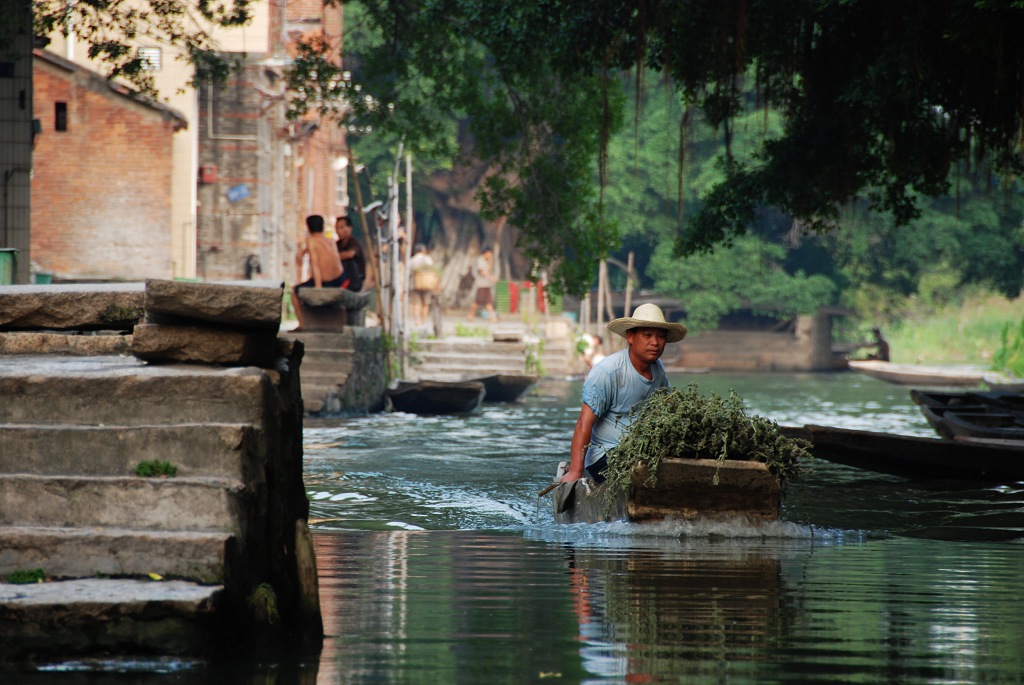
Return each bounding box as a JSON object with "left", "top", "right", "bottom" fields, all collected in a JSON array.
[{"left": 0, "top": 281, "right": 322, "bottom": 663}]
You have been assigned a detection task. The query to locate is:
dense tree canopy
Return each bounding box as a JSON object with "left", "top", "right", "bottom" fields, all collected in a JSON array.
[{"left": 292, "top": 0, "right": 1024, "bottom": 296}]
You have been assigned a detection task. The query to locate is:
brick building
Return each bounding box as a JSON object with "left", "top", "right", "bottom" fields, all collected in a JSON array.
[{"left": 31, "top": 50, "right": 186, "bottom": 281}]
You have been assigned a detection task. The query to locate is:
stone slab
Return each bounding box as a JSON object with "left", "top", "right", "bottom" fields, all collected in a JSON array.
[
  {"left": 0, "top": 355, "right": 267, "bottom": 425},
  {"left": 0, "top": 526, "right": 231, "bottom": 583},
  {"left": 0, "top": 423, "right": 259, "bottom": 482},
  {"left": 0, "top": 283, "right": 144, "bottom": 331},
  {"left": 0, "top": 331, "right": 132, "bottom": 356},
  {"left": 131, "top": 323, "right": 279, "bottom": 367},
  {"left": 296, "top": 287, "right": 371, "bottom": 310},
  {"left": 0, "top": 578, "right": 224, "bottom": 660},
  {"left": 0, "top": 475, "right": 247, "bottom": 532},
  {"left": 144, "top": 279, "right": 283, "bottom": 330}
]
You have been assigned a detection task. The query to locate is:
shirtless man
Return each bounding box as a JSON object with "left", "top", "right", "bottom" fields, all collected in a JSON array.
[{"left": 291, "top": 215, "right": 345, "bottom": 331}]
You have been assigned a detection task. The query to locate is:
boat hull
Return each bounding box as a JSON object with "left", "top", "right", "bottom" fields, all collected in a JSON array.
[
  {"left": 787, "top": 424, "right": 1024, "bottom": 481},
  {"left": 848, "top": 360, "right": 984, "bottom": 387},
  {"left": 386, "top": 380, "right": 485, "bottom": 414},
  {"left": 470, "top": 374, "right": 538, "bottom": 403},
  {"left": 550, "top": 458, "right": 781, "bottom": 524}
]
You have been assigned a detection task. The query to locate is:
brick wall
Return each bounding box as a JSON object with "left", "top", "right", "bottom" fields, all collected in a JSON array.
[{"left": 31, "top": 52, "right": 184, "bottom": 281}]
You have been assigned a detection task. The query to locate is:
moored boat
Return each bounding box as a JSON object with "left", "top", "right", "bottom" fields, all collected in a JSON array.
[
  {"left": 783, "top": 424, "right": 1024, "bottom": 480},
  {"left": 941, "top": 411, "right": 1024, "bottom": 441},
  {"left": 847, "top": 360, "right": 985, "bottom": 387},
  {"left": 386, "top": 380, "right": 486, "bottom": 415},
  {"left": 469, "top": 373, "right": 538, "bottom": 403},
  {"left": 548, "top": 458, "right": 782, "bottom": 524}
]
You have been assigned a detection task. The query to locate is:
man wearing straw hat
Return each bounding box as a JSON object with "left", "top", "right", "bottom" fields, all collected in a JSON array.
[{"left": 560, "top": 303, "right": 687, "bottom": 484}]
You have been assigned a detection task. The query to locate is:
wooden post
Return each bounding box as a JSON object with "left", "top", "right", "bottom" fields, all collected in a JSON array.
[
  {"left": 348, "top": 150, "right": 384, "bottom": 321},
  {"left": 624, "top": 251, "right": 635, "bottom": 319}
]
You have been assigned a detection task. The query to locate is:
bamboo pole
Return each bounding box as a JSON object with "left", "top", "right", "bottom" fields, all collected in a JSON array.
[
  {"left": 624, "top": 251, "right": 635, "bottom": 318},
  {"left": 347, "top": 149, "right": 384, "bottom": 322}
]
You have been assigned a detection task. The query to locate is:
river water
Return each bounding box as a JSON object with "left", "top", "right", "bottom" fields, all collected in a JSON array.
[{"left": 22, "top": 372, "right": 1024, "bottom": 683}]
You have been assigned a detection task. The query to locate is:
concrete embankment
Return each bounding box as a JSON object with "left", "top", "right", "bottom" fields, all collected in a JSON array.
[{"left": 0, "top": 281, "right": 320, "bottom": 663}]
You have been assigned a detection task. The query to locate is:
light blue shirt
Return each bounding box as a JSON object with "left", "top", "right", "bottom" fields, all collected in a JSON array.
[{"left": 581, "top": 348, "right": 669, "bottom": 468}]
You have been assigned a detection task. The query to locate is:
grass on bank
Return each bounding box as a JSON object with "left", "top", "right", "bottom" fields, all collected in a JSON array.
[{"left": 858, "top": 293, "right": 1021, "bottom": 366}]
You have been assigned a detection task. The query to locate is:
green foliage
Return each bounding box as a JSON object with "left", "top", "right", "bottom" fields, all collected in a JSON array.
[
  {"left": 32, "top": 0, "right": 254, "bottom": 95},
  {"left": 455, "top": 323, "right": 488, "bottom": 338},
  {"left": 993, "top": 316, "right": 1024, "bottom": 377},
  {"left": 247, "top": 583, "right": 280, "bottom": 625},
  {"left": 648, "top": 235, "right": 835, "bottom": 330},
  {"left": 7, "top": 568, "right": 46, "bottom": 584},
  {"left": 525, "top": 340, "right": 545, "bottom": 376},
  {"left": 135, "top": 460, "right": 178, "bottom": 478},
  {"left": 603, "top": 385, "right": 810, "bottom": 507}
]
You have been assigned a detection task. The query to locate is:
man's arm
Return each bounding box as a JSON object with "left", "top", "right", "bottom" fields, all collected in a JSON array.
[{"left": 561, "top": 403, "right": 599, "bottom": 482}]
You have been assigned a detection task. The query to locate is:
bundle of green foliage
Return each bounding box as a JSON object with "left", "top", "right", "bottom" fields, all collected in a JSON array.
[
  {"left": 603, "top": 384, "right": 810, "bottom": 505},
  {"left": 992, "top": 316, "right": 1024, "bottom": 378}
]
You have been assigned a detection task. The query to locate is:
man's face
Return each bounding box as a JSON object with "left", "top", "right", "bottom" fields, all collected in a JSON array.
[
  {"left": 336, "top": 219, "right": 352, "bottom": 240},
  {"left": 626, "top": 327, "right": 668, "bottom": 364}
]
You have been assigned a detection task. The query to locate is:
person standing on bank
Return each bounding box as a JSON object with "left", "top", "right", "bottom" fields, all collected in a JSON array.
[
  {"left": 291, "top": 215, "right": 346, "bottom": 332},
  {"left": 560, "top": 303, "right": 687, "bottom": 484},
  {"left": 467, "top": 245, "right": 499, "bottom": 321},
  {"left": 335, "top": 215, "right": 369, "bottom": 291}
]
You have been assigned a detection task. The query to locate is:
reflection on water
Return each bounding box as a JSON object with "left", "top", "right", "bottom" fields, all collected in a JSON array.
[{"left": 14, "top": 372, "right": 1024, "bottom": 683}]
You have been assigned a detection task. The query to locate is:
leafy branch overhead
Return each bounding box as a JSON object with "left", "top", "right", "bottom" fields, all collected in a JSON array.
[
  {"left": 32, "top": 0, "right": 253, "bottom": 95},
  {"left": 304, "top": 0, "right": 1024, "bottom": 294}
]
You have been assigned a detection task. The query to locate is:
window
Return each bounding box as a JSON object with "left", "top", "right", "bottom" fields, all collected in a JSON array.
[
  {"left": 138, "top": 47, "right": 161, "bottom": 72},
  {"left": 55, "top": 102, "right": 67, "bottom": 131},
  {"left": 335, "top": 167, "right": 349, "bottom": 208}
]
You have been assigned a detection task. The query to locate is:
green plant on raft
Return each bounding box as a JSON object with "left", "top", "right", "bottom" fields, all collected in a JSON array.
[
  {"left": 602, "top": 384, "right": 811, "bottom": 507},
  {"left": 135, "top": 460, "right": 178, "bottom": 477}
]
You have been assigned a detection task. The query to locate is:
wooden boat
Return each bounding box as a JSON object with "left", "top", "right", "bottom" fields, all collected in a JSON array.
[
  {"left": 942, "top": 411, "right": 1024, "bottom": 441},
  {"left": 910, "top": 388, "right": 1024, "bottom": 438},
  {"left": 386, "top": 380, "right": 485, "bottom": 415},
  {"left": 983, "top": 371, "right": 1024, "bottom": 392},
  {"left": 547, "top": 458, "right": 781, "bottom": 524},
  {"left": 847, "top": 360, "right": 985, "bottom": 387},
  {"left": 469, "top": 374, "right": 538, "bottom": 403},
  {"left": 783, "top": 424, "right": 1024, "bottom": 481}
]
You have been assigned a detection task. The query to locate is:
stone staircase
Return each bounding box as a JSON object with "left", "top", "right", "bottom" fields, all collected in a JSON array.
[
  {"left": 284, "top": 328, "right": 386, "bottom": 414},
  {"left": 405, "top": 336, "right": 531, "bottom": 382},
  {"left": 0, "top": 282, "right": 317, "bottom": 662}
]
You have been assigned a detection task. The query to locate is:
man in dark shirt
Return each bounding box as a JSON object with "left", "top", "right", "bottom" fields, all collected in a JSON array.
[{"left": 335, "top": 215, "right": 369, "bottom": 291}]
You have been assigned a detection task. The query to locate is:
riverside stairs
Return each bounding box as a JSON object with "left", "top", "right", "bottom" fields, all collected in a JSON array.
[{"left": 0, "top": 282, "right": 320, "bottom": 664}]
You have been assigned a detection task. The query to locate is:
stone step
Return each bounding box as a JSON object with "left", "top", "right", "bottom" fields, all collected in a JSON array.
[
  {"left": 282, "top": 331, "right": 355, "bottom": 352},
  {"left": 0, "top": 526, "right": 232, "bottom": 583},
  {"left": 300, "top": 372, "right": 349, "bottom": 389},
  {"left": 415, "top": 339, "right": 525, "bottom": 355},
  {"left": 0, "top": 578, "right": 224, "bottom": 660},
  {"left": 0, "top": 423, "right": 259, "bottom": 481},
  {"left": 299, "top": 359, "right": 355, "bottom": 377},
  {"left": 0, "top": 356, "right": 265, "bottom": 426},
  {"left": 0, "top": 475, "right": 247, "bottom": 532}
]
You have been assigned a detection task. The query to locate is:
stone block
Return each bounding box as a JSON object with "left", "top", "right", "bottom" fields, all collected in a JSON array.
[
  {"left": 0, "top": 331, "right": 132, "bottom": 356},
  {"left": 131, "top": 323, "right": 278, "bottom": 367},
  {"left": 0, "top": 283, "right": 144, "bottom": 331},
  {"left": 144, "top": 279, "right": 283, "bottom": 331}
]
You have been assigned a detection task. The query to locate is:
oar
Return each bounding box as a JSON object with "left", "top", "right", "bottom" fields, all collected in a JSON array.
[{"left": 537, "top": 482, "right": 561, "bottom": 497}]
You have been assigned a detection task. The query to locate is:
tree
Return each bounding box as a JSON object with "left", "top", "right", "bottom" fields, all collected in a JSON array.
[
  {"left": 31, "top": 0, "right": 254, "bottom": 94},
  {"left": 291, "top": 0, "right": 1024, "bottom": 297}
]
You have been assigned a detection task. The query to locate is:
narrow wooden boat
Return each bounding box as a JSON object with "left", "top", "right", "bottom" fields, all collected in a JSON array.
[
  {"left": 847, "top": 360, "right": 984, "bottom": 387},
  {"left": 784, "top": 424, "right": 1024, "bottom": 481},
  {"left": 386, "top": 380, "right": 485, "bottom": 415},
  {"left": 469, "top": 373, "right": 538, "bottom": 403},
  {"left": 942, "top": 411, "right": 1024, "bottom": 441},
  {"left": 910, "top": 388, "right": 1024, "bottom": 438},
  {"left": 548, "top": 458, "right": 781, "bottom": 524},
  {"left": 983, "top": 371, "right": 1024, "bottom": 392}
]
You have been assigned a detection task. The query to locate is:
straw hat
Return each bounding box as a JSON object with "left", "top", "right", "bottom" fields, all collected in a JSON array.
[{"left": 607, "top": 303, "right": 687, "bottom": 343}]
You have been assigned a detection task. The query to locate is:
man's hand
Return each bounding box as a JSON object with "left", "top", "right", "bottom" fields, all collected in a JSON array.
[{"left": 559, "top": 466, "right": 584, "bottom": 483}]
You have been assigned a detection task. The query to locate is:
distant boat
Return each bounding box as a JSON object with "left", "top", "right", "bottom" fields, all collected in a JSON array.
[
  {"left": 983, "top": 371, "right": 1024, "bottom": 392},
  {"left": 546, "top": 458, "right": 781, "bottom": 524},
  {"left": 469, "top": 374, "right": 538, "bottom": 403},
  {"left": 847, "top": 360, "right": 984, "bottom": 387},
  {"left": 783, "top": 424, "right": 1024, "bottom": 481},
  {"left": 386, "top": 380, "right": 485, "bottom": 415}
]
